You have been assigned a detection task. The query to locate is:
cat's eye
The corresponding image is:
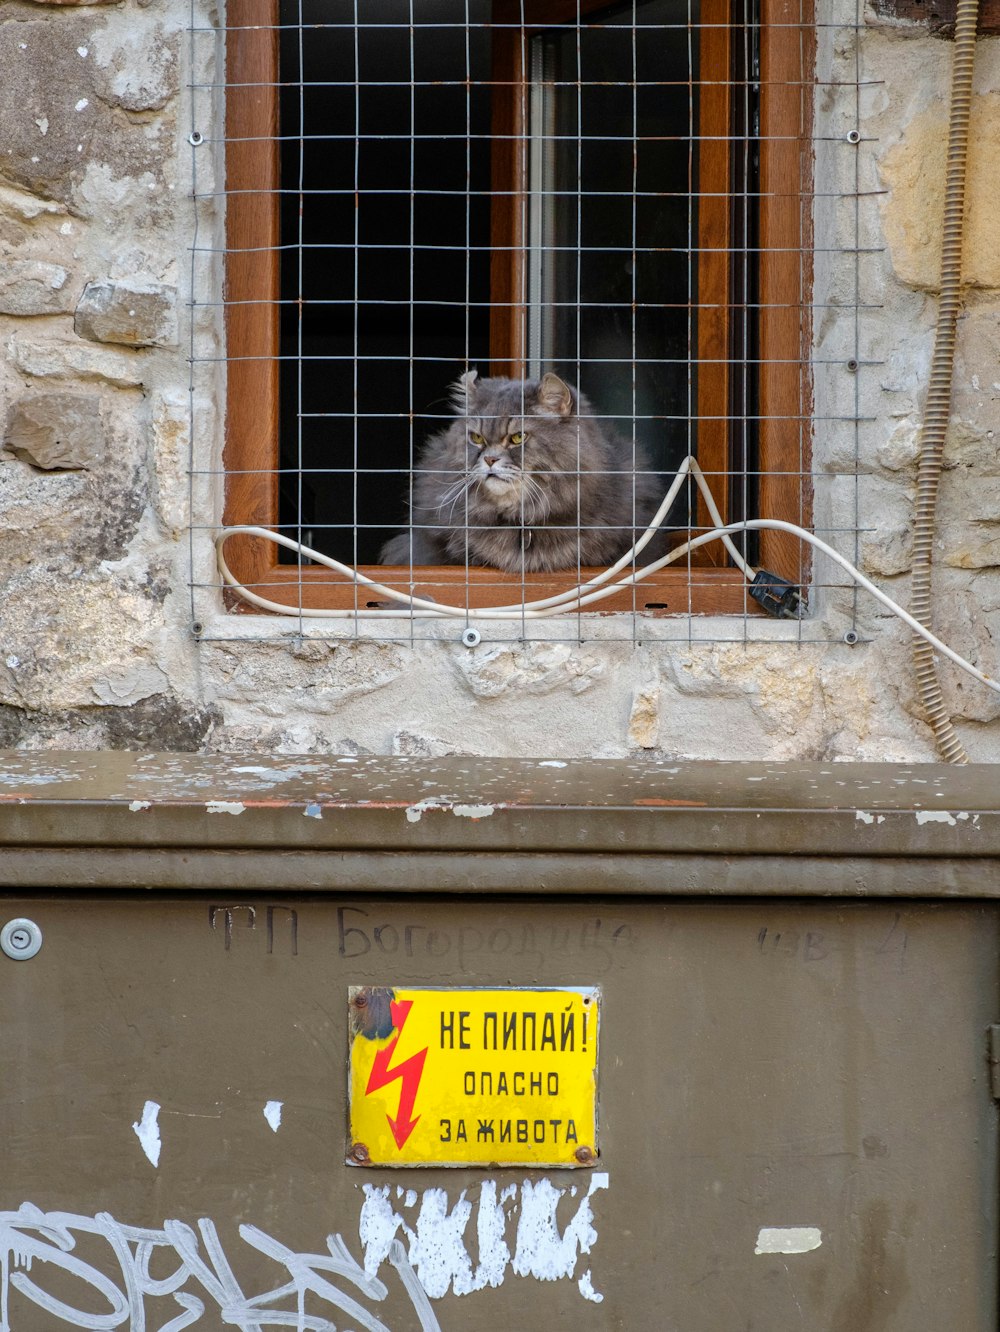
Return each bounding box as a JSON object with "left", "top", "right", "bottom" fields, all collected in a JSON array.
[
  {"left": 509, "top": 432, "right": 525, "bottom": 446},
  {"left": 469, "top": 431, "right": 486, "bottom": 447}
]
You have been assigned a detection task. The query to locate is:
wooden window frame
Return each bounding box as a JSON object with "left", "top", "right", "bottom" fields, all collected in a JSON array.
[{"left": 222, "top": 0, "right": 813, "bottom": 615}]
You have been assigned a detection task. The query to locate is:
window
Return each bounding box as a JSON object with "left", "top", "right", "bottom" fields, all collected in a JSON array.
[{"left": 220, "top": 0, "right": 812, "bottom": 616}]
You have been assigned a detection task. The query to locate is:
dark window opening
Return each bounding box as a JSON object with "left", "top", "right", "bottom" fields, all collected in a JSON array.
[{"left": 274, "top": 0, "right": 758, "bottom": 567}]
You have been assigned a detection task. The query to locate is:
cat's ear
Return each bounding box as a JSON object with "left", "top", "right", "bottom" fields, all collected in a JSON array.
[
  {"left": 451, "top": 369, "right": 479, "bottom": 414},
  {"left": 536, "top": 372, "right": 574, "bottom": 418}
]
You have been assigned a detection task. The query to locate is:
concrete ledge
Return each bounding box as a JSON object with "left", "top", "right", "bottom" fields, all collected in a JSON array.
[{"left": 0, "top": 755, "right": 997, "bottom": 892}]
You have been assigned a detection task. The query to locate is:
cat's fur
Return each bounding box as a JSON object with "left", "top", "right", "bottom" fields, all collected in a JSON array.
[{"left": 379, "top": 371, "right": 663, "bottom": 573}]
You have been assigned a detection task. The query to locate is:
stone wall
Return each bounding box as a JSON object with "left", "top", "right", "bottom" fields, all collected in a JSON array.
[{"left": 1, "top": 0, "right": 998, "bottom": 761}]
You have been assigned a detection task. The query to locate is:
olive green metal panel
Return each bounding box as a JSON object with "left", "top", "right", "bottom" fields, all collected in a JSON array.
[{"left": 1, "top": 894, "right": 996, "bottom": 1329}]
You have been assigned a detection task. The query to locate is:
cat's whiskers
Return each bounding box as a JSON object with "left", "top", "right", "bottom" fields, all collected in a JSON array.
[
  {"left": 433, "top": 474, "right": 476, "bottom": 520},
  {"left": 516, "top": 472, "right": 550, "bottom": 524}
]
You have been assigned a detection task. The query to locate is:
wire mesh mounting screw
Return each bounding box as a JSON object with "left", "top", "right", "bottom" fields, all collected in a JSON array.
[
  {"left": 1, "top": 918, "right": 42, "bottom": 961},
  {"left": 843, "top": 629, "right": 859, "bottom": 646},
  {"left": 846, "top": 358, "right": 859, "bottom": 373},
  {"left": 461, "top": 627, "right": 482, "bottom": 649},
  {"left": 191, "top": 621, "right": 204, "bottom": 637},
  {"left": 188, "top": 130, "right": 204, "bottom": 147},
  {"left": 846, "top": 129, "right": 861, "bottom": 144}
]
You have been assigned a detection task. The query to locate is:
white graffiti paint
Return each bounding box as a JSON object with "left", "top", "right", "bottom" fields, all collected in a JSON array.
[
  {"left": 0, "top": 1181, "right": 609, "bottom": 1328},
  {"left": 754, "top": 1226, "right": 822, "bottom": 1255},
  {"left": 359, "top": 1174, "right": 609, "bottom": 1302},
  {"left": 577, "top": 1269, "right": 603, "bottom": 1303},
  {"left": 263, "top": 1101, "right": 283, "bottom": 1133},
  {"left": 0, "top": 1204, "right": 441, "bottom": 1332},
  {"left": 132, "top": 1100, "right": 161, "bottom": 1167}
]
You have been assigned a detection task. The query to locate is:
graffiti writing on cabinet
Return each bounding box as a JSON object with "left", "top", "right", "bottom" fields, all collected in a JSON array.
[
  {"left": 337, "top": 907, "right": 633, "bottom": 973},
  {"left": 0, "top": 1204, "right": 439, "bottom": 1331},
  {"left": 209, "top": 905, "right": 299, "bottom": 955},
  {"left": 0, "top": 1177, "right": 607, "bottom": 1329}
]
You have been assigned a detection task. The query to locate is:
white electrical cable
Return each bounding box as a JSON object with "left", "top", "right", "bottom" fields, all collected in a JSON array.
[{"left": 215, "top": 456, "right": 1000, "bottom": 697}]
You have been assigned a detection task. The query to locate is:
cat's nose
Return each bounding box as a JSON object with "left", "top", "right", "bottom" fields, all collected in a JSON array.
[{"left": 482, "top": 451, "right": 501, "bottom": 466}]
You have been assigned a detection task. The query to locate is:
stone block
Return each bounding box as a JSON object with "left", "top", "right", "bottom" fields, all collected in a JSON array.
[
  {"left": 911, "top": 584, "right": 1000, "bottom": 724},
  {"left": 0, "top": 696, "right": 221, "bottom": 753},
  {"left": 0, "top": 260, "right": 72, "bottom": 315},
  {"left": 879, "top": 94, "right": 1000, "bottom": 291},
  {"left": 856, "top": 474, "right": 915, "bottom": 576},
  {"left": 455, "top": 643, "right": 605, "bottom": 698},
  {"left": 627, "top": 683, "right": 660, "bottom": 749},
  {"left": 876, "top": 416, "right": 921, "bottom": 471},
  {"left": 4, "top": 392, "right": 103, "bottom": 470},
  {"left": 391, "top": 729, "right": 459, "bottom": 757},
  {"left": 0, "top": 396, "right": 143, "bottom": 568},
  {"left": 149, "top": 389, "right": 188, "bottom": 534},
  {"left": 0, "top": 183, "right": 66, "bottom": 222},
  {"left": 0, "top": 570, "right": 167, "bottom": 712},
  {"left": 938, "top": 466, "right": 1000, "bottom": 568},
  {"left": 0, "top": 458, "right": 87, "bottom": 542},
  {"left": 861, "top": 525, "right": 912, "bottom": 577},
  {"left": 0, "top": 17, "right": 167, "bottom": 208},
  {"left": 93, "top": 21, "right": 179, "bottom": 112},
  {"left": 75, "top": 278, "right": 177, "bottom": 348},
  {"left": 7, "top": 333, "right": 144, "bottom": 388}
]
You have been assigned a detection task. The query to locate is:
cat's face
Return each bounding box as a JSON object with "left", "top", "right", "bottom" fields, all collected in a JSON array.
[
  {"left": 450, "top": 372, "right": 580, "bottom": 519},
  {"left": 465, "top": 414, "right": 532, "bottom": 509}
]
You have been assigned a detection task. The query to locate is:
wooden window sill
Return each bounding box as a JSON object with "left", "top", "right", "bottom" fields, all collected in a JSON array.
[{"left": 226, "top": 563, "right": 769, "bottom": 617}]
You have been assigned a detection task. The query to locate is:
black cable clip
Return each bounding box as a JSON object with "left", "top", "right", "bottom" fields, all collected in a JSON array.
[{"left": 749, "top": 569, "right": 807, "bottom": 619}]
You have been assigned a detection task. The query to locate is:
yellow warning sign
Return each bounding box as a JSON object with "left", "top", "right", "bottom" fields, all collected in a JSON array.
[{"left": 348, "top": 987, "right": 599, "bottom": 1167}]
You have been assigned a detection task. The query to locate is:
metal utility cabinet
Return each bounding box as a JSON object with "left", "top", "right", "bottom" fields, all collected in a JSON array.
[{"left": 1, "top": 754, "right": 998, "bottom": 1330}]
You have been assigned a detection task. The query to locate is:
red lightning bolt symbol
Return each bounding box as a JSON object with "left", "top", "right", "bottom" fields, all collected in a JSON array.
[{"left": 365, "top": 998, "right": 428, "bottom": 1150}]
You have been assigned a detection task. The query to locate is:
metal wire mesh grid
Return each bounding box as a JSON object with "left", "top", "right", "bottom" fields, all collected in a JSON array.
[{"left": 186, "top": 0, "right": 878, "bottom": 644}]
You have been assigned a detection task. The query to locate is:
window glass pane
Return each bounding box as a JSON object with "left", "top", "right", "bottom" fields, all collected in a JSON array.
[
  {"left": 277, "top": 0, "right": 720, "bottom": 566},
  {"left": 530, "top": 0, "right": 697, "bottom": 476},
  {"left": 279, "top": 0, "right": 493, "bottom": 563}
]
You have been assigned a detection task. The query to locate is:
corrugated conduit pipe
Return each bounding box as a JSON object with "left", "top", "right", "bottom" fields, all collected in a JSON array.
[{"left": 910, "top": 0, "right": 980, "bottom": 764}]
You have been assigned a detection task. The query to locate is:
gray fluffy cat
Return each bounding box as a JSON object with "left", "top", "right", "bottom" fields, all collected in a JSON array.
[{"left": 379, "top": 371, "right": 663, "bottom": 573}]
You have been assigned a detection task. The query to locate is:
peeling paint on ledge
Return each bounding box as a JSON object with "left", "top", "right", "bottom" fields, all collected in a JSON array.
[
  {"left": 406, "top": 799, "right": 500, "bottom": 823},
  {"left": 205, "top": 801, "right": 246, "bottom": 815}
]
